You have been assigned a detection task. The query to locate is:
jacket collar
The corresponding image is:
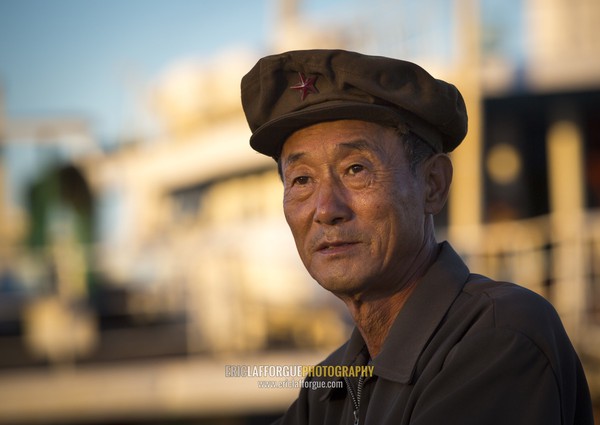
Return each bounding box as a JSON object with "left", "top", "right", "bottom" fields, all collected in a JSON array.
[{"left": 339, "top": 241, "right": 470, "bottom": 384}]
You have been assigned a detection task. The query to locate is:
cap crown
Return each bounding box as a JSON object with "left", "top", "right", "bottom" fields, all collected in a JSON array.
[{"left": 241, "top": 49, "right": 468, "bottom": 158}]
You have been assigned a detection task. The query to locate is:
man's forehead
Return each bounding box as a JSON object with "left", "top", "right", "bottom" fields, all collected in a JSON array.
[{"left": 281, "top": 122, "right": 397, "bottom": 166}]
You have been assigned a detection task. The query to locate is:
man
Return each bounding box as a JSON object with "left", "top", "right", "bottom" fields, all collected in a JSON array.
[{"left": 240, "top": 49, "right": 593, "bottom": 424}]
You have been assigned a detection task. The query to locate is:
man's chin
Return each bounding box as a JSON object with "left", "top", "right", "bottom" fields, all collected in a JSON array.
[{"left": 314, "top": 276, "right": 371, "bottom": 299}]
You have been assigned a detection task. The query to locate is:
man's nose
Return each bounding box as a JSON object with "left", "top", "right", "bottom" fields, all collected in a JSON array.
[{"left": 313, "top": 178, "right": 353, "bottom": 225}]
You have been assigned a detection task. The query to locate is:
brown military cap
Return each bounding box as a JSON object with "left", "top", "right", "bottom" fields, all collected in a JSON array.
[{"left": 241, "top": 49, "right": 468, "bottom": 159}]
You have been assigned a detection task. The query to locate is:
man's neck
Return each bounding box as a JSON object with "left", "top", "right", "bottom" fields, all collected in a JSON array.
[
  {"left": 346, "top": 289, "right": 416, "bottom": 358},
  {"left": 342, "top": 242, "right": 440, "bottom": 358}
]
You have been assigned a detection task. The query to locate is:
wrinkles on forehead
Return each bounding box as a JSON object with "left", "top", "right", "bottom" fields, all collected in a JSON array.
[{"left": 282, "top": 137, "right": 391, "bottom": 170}]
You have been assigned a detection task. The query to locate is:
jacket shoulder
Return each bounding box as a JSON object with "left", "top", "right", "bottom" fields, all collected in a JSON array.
[
  {"left": 460, "top": 273, "right": 578, "bottom": 379},
  {"left": 463, "top": 274, "right": 563, "bottom": 333}
]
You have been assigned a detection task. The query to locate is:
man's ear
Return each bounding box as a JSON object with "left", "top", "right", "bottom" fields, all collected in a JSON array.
[{"left": 422, "top": 153, "right": 453, "bottom": 215}]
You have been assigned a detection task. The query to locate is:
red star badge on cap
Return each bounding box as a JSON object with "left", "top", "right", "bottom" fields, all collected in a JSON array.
[{"left": 290, "top": 73, "right": 318, "bottom": 100}]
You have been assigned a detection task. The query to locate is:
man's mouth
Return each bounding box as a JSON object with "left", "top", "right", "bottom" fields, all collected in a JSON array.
[{"left": 315, "top": 241, "right": 359, "bottom": 253}]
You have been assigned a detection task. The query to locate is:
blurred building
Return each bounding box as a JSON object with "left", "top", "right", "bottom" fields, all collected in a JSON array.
[{"left": 0, "top": 0, "right": 599, "bottom": 423}]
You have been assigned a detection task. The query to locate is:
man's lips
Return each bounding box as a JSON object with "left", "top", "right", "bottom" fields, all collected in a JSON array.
[{"left": 315, "top": 240, "right": 359, "bottom": 253}]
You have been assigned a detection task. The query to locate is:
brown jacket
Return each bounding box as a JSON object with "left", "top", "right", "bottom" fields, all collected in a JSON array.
[{"left": 274, "top": 242, "right": 593, "bottom": 425}]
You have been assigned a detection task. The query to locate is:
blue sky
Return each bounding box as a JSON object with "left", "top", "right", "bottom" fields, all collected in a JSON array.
[
  {"left": 0, "top": 0, "right": 280, "bottom": 144},
  {"left": 0, "top": 0, "right": 521, "bottom": 146}
]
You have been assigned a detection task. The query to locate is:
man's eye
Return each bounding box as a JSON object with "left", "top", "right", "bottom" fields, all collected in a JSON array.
[
  {"left": 293, "top": 176, "right": 310, "bottom": 185},
  {"left": 348, "top": 164, "right": 364, "bottom": 175}
]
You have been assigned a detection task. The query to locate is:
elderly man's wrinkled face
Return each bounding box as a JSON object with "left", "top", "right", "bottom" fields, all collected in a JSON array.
[{"left": 281, "top": 120, "right": 431, "bottom": 298}]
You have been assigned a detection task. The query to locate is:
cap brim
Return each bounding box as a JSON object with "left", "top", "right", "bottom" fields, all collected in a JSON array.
[{"left": 248, "top": 101, "right": 443, "bottom": 159}]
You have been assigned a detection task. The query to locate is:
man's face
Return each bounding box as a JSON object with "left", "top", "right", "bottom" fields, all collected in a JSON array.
[{"left": 280, "top": 120, "right": 430, "bottom": 299}]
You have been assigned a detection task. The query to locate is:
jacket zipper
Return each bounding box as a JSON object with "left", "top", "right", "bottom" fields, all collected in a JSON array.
[{"left": 344, "top": 374, "right": 365, "bottom": 425}]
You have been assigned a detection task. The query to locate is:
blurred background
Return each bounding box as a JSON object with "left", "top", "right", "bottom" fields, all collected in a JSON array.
[{"left": 0, "top": 0, "right": 599, "bottom": 423}]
